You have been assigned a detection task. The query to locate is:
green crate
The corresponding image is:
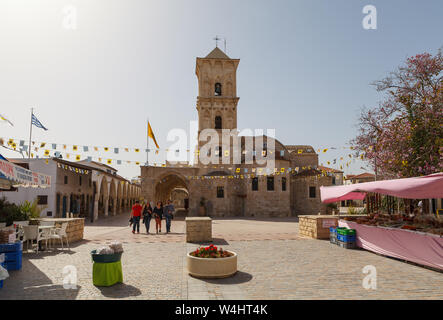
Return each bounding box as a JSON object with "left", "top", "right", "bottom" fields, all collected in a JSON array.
[{"left": 336, "top": 228, "right": 356, "bottom": 236}]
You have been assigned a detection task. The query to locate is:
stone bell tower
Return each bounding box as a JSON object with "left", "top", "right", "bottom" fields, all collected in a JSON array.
[{"left": 195, "top": 47, "right": 240, "bottom": 165}]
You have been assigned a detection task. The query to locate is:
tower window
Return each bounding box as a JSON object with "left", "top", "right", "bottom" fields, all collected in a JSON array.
[
  {"left": 252, "top": 177, "right": 258, "bottom": 191},
  {"left": 215, "top": 83, "right": 222, "bottom": 96},
  {"left": 217, "top": 186, "right": 224, "bottom": 198},
  {"left": 267, "top": 177, "right": 274, "bottom": 191},
  {"left": 215, "top": 116, "right": 222, "bottom": 129},
  {"left": 282, "top": 177, "right": 287, "bottom": 191},
  {"left": 309, "top": 186, "right": 316, "bottom": 198}
]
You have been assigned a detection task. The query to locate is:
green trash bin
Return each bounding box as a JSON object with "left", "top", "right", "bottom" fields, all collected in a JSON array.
[
  {"left": 92, "top": 261, "right": 123, "bottom": 287},
  {"left": 91, "top": 251, "right": 123, "bottom": 287}
]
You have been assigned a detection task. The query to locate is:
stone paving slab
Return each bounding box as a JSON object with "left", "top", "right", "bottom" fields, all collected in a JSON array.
[
  {"left": 83, "top": 215, "right": 302, "bottom": 244},
  {"left": 0, "top": 214, "right": 441, "bottom": 300}
]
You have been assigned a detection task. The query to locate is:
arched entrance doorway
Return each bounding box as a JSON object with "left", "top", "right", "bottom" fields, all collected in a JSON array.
[
  {"left": 154, "top": 173, "right": 190, "bottom": 216},
  {"left": 98, "top": 177, "right": 108, "bottom": 216},
  {"left": 109, "top": 179, "right": 116, "bottom": 216}
]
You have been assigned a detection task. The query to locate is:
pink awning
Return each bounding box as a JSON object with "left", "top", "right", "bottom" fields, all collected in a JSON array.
[{"left": 320, "top": 172, "right": 443, "bottom": 203}]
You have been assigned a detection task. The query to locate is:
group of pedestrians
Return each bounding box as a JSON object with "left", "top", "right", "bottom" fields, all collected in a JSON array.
[{"left": 130, "top": 200, "right": 175, "bottom": 234}]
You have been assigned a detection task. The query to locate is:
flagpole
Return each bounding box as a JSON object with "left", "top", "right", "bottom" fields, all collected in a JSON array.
[
  {"left": 28, "top": 108, "right": 33, "bottom": 159},
  {"left": 146, "top": 117, "right": 149, "bottom": 166}
]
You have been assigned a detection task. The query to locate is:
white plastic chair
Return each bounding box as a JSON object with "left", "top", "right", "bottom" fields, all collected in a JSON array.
[
  {"left": 23, "top": 226, "right": 41, "bottom": 253},
  {"left": 50, "top": 222, "right": 69, "bottom": 250},
  {"left": 39, "top": 221, "right": 56, "bottom": 247},
  {"left": 39, "top": 227, "right": 53, "bottom": 250}
]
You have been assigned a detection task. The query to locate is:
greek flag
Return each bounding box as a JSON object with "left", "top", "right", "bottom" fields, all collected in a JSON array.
[{"left": 31, "top": 114, "right": 48, "bottom": 131}]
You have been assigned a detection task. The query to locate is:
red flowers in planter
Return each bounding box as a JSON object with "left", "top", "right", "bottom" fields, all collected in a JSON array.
[{"left": 190, "top": 244, "right": 233, "bottom": 258}]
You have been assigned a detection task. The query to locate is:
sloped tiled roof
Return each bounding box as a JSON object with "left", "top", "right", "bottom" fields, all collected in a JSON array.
[
  {"left": 285, "top": 145, "right": 316, "bottom": 154},
  {"left": 345, "top": 172, "right": 375, "bottom": 180},
  {"left": 205, "top": 47, "right": 231, "bottom": 59},
  {"left": 77, "top": 160, "right": 117, "bottom": 172},
  {"left": 353, "top": 172, "right": 375, "bottom": 179},
  {"left": 318, "top": 165, "right": 343, "bottom": 173}
]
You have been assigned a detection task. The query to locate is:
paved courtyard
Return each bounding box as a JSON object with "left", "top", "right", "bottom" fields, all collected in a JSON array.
[{"left": 0, "top": 213, "right": 442, "bottom": 300}]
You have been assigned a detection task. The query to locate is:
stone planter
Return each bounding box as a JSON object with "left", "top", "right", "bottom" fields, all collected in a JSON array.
[{"left": 187, "top": 251, "right": 237, "bottom": 279}]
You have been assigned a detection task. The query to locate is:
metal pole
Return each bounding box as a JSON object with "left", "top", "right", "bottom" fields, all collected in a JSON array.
[
  {"left": 28, "top": 108, "right": 33, "bottom": 159},
  {"left": 146, "top": 117, "right": 149, "bottom": 166}
]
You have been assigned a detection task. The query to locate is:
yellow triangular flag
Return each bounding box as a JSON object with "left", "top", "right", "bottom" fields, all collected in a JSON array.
[{"left": 148, "top": 121, "right": 160, "bottom": 149}]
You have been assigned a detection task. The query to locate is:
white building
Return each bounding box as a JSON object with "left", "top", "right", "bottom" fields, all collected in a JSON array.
[{"left": 0, "top": 158, "right": 141, "bottom": 222}]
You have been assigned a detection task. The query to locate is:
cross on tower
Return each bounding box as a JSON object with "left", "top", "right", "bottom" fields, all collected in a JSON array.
[{"left": 213, "top": 35, "right": 221, "bottom": 48}]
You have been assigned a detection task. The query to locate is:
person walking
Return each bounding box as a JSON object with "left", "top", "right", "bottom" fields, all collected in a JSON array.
[
  {"left": 164, "top": 199, "right": 175, "bottom": 233},
  {"left": 131, "top": 200, "right": 143, "bottom": 234},
  {"left": 153, "top": 201, "right": 163, "bottom": 234},
  {"left": 142, "top": 201, "right": 153, "bottom": 234}
]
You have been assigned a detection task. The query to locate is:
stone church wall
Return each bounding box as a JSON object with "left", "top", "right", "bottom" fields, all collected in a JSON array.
[
  {"left": 244, "top": 174, "right": 291, "bottom": 217},
  {"left": 292, "top": 174, "right": 331, "bottom": 215}
]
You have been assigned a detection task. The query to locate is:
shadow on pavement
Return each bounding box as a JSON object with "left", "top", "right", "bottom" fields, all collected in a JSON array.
[
  {"left": 199, "top": 271, "right": 253, "bottom": 285},
  {"left": 190, "top": 238, "right": 229, "bottom": 246},
  {"left": 97, "top": 283, "right": 142, "bottom": 298},
  {"left": 0, "top": 257, "right": 81, "bottom": 300},
  {"left": 21, "top": 284, "right": 81, "bottom": 299},
  {"left": 23, "top": 249, "right": 77, "bottom": 259}
]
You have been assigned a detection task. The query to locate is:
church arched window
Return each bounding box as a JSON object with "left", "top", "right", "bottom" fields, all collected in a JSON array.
[
  {"left": 215, "top": 116, "right": 222, "bottom": 129},
  {"left": 215, "top": 83, "right": 222, "bottom": 96}
]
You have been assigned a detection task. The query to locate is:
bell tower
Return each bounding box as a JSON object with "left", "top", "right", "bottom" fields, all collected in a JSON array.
[
  {"left": 195, "top": 47, "right": 240, "bottom": 135},
  {"left": 195, "top": 47, "right": 240, "bottom": 166}
]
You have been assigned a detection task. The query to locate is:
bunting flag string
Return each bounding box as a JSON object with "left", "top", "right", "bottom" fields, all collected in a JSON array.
[
  {"left": 28, "top": 147, "right": 341, "bottom": 179},
  {"left": 1, "top": 137, "right": 370, "bottom": 175},
  {"left": 0, "top": 137, "right": 367, "bottom": 156}
]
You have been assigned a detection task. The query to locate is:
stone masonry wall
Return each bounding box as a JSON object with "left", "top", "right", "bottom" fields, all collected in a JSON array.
[{"left": 186, "top": 217, "right": 212, "bottom": 243}]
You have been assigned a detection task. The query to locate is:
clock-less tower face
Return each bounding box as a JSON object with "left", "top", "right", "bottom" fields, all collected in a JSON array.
[
  {"left": 195, "top": 47, "right": 240, "bottom": 166},
  {"left": 195, "top": 47, "right": 240, "bottom": 134}
]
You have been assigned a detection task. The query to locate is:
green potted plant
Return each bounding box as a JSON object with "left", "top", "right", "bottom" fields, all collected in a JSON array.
[
  {"left": 19, "top": 199, "right": 45, "bottom": 225},
  {"left": 0, "top": 197, "right": 24, "bottom": 226}
]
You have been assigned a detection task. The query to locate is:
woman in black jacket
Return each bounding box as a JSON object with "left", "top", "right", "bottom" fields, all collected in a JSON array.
[
  {"left": 142, "top": 202, "right": 153, "bottom": 234},
  {"left": 153, "top": 201, "right": 163, "bottom": 234}
]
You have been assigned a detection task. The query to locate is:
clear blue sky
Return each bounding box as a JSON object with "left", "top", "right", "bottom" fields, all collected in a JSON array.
[{"left": 0, "top": 0, "right": 442, "bottom": 179}]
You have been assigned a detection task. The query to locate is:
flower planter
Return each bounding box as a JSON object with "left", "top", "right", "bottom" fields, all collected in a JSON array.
[{"left": 187, "top": 251, "right": 237, "bottom": 279}]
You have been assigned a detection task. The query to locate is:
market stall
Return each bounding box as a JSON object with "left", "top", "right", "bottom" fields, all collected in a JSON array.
[
  {"left": 320, "top": 173, "right": 443, "bottom": 270},
  {"left": 0, "top": 158, "right": 51, "bottom": 189}
]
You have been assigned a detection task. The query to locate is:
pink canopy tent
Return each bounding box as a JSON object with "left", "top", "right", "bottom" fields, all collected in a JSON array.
[{"left": 320, "top": 172, "right": 443, "bottom": 203}]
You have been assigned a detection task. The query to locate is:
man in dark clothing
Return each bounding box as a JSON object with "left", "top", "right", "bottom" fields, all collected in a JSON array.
[{"left": 164, "top": 200, "right": 175, "bottom": 233}]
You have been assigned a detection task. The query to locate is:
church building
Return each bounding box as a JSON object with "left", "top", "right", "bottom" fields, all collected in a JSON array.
[{"left": 141, "top": 47, "right": 333, "bottom": 217}]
